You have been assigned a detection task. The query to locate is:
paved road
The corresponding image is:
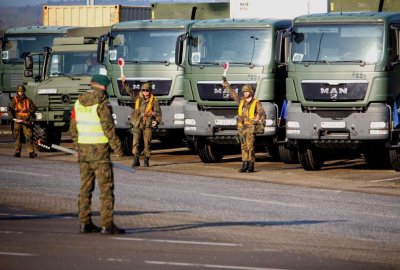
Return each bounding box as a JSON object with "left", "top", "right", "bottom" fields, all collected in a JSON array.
[{"left": 0, "top": 154, "right": 399, "bottom": 269}]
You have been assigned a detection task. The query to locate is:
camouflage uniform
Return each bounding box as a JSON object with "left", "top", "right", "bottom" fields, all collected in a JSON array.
[
  {"left": 7, "top": 85, "right": 37, "bottom": 157},
  {"left": 70, "top": 84, "right": 124, "bottom": 230},
  {"left": 123, "top": 82, "right": 162, "bottom": 166},
  {"left": 224, "top": 82, "right": 266, "bottom": 172}
]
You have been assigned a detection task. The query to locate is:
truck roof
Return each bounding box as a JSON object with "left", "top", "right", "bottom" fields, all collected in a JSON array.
[
  {"left": 111, "top": 19, "right": 195, "bottom": 30},
  {"left": 190, "top": 18, "right": 292, "bottom": 29},
  {"left": 5, "top": 26, "right": 77, "bottom": 35},
  {"left": 294, "top": 12, "right": 400, "bottom": 24}
]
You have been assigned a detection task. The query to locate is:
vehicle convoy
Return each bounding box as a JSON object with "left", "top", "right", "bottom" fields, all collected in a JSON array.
[
  {"left": 284, "top": 12, "right": 400, "bottom": 171},
  {"left": 177, "top": 19, "right": 296, "bottom": 163},
  {"left": 24, "top": 27, "right": 109, "bottom": 150},
  {"left": 97, "top": 19, "right": 195, "bottom": 154},
  {"left": 0, "top": 26, "right": 76, "bottom": 123}
]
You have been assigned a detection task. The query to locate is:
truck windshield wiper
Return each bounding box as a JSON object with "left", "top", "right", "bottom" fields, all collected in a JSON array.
[
  {"left": 229, "top": 61, "right": 255, "bottom": 67},
  {"left": 51, "top": 72, "right": 80, "bottom": 80},
  {"left": 335, "top": 60, "right": 366, "bottom": 66},
  {"left": 127, "top": 60, "right": 170, "bottom": 66},
  {"left": 314, "top": 59, "right": 330, "bottom": 64}
]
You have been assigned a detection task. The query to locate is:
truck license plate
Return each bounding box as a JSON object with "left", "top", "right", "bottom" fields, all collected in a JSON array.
[
  {"left": 321, "top": 121, "right": 346, "bottom": 128},
  {"left": 215, "top": 119, "right": 237, "bottom": 126}
]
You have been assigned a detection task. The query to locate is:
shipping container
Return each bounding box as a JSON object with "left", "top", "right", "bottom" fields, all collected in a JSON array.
[{"left": 42, "top": 5, "right": 151, "bottom": 27}]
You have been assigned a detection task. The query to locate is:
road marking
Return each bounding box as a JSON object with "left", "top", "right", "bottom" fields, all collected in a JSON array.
[
  {"left": 0, "top": 169, "right": 52, "bottom": 177},
  {"left": 145, "top": 261, "right": 287, "bottom": 270},
  {"left": 369, "top": 177, "right": 400, "bottom": 183},
  {"left": 113, "top": 237, "right": 241, "bottom": 247},
  {"left": 202, "top": 193, "right": 306, "bottom": 208},
  {"left": 0, "top": 252, "right": 37, "bottom": 256},
  {"left": 0, "top": 231, "right": 23, "bottom": 234}
]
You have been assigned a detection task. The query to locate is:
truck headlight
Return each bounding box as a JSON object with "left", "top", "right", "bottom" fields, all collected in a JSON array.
[
  {"left": 265, "top": 119, "right": 274, "bottom": 126},
  {"left": 287, "top": 121, "right": 300, "bottom": 129},
  {"left": 185, "top": 118, "right": 196, "bottom": 125},
  {"left": 35, "top": 113, "right": 43, "bottom": 120},
  {"left": 369, "top": 122, "right": 387, "bottom": 129},
  {"left": 174, "top": 113, "right": 184, "bottom": 120}
]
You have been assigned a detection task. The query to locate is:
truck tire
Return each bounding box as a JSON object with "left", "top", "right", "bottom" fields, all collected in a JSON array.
[
  {"left": 298, "top": 145, "right": 324, "bottom": 170},
  {"left": 33, "top": 123, "right": 61, "bottom": 152},
  {"left": 265, "top": 144, "right": 280, "bottom": 161},
  {"left": 389, "top": 149, "right": 400, "bottom": 171},
  {"left": 195, "top": 138, "right": 223, "bottom": 163},
  {"left": 118, "top": 130, "right": 133, "bottom": 156},
  {"left": 361, "top": 148, "right": 390, "bottom": 169},
  {"left": 278, "top": 144, "right": 299, "bottom": 164}
]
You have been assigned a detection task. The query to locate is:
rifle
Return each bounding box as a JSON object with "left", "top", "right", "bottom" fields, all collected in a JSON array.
[{"left": 38, "top": 143, "right": 135, "bottom": 173}]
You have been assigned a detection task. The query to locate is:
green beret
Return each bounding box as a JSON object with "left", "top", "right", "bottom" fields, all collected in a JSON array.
[
  {"left": 242, "top": 84, "right": 255, "bottom": 94},
  {"left": 91, "top": 74, "right": 110, "bottom": 86},
  {"left": 141, "top": 82, "right": 152, "bottom": 91}
]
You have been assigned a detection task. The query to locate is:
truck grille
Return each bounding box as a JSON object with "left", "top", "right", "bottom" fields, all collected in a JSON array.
[
  {"left": 48, "top": 86, "right": 89, "bottom": 108},
  {"left": 10, "top": 73, "right": 23, "bottom": 87},
  {"left": 117, "top": 79, "right": 172, "bottom": 96},
  {"left": 302, "top": 80, "right": 368, "bottom": 101},
  {"left": 197, "top": 82, "right": 256, "bottom": 101}
]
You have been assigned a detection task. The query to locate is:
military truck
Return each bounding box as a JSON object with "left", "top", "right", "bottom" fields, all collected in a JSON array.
[
  {"left": 284, "top": 12, "right": 400, "bottom": 171},
  {"left": 97, "top": 20, "right": 195, "bottom": 154},
  {"left": 24, "top": 27, "right": 109, "bottom": 150},
  {"left": 0, "top": 26, "right": 76, "bottom": 123},
  {"left": 176, "top": 19, "right": 296, "bottom": 163}
]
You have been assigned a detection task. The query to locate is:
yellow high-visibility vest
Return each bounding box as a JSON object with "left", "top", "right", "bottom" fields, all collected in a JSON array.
[
  {"left": 238, "top": 98, "right": 258, "bottom": 127},
  {"left": 135, "top": 95, "right": 154, "bottom": 119},
  {"left": 75, "top": 100, "right": 108, "bottom": 144}
]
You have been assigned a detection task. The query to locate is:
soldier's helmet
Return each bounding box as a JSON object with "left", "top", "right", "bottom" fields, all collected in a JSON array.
[
  {"left": 141, "top": 82, "right": 152, "bottom": 91},
  {"left": 242, "top": 84, "right": 255, "bottom": 95},
  {"left": 16, "top": 85, "right": 26, "bottom": 92}
]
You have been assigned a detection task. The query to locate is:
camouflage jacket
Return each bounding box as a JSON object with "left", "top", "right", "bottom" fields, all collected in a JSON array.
[
  {"left": 123, "top": 83, "right": 162, "bottom": 129},
  {"left": 70, "top": 87, "right": 123, "bottom": 162},
  {"left": 225, "top": 84, "right": 266, "bottom": 128},
  {"left": 7, "top": 95, "right": 37, "bottom": 122}
]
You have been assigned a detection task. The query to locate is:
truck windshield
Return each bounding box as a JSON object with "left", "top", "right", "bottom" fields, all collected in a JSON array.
[
  {"left": 2, "top": 34, "right": 61, "bottom": 64},
  {"left": 189, "top": 29, "right": 271, "bottom": 66},
  {"left": 109, "top": 29, "right": 185, "bottom": 63},
  {"left": 291, "top": 24, "right": 384, "bottom": 64},
  {"left": 49, "top": 52, "right": 103, "bottom": 76}
]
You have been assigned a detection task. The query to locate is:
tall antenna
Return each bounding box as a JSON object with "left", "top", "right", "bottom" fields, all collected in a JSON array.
[{"left": 340, "top": 0, "right": 343, "bottom": 15}]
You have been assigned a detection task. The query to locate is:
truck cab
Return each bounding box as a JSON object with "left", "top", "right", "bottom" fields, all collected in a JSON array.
[
  {"left": 177, "top": 19, "right": 295, "bottom": 163},
  {"left": 98, "top": 20, "right": 195, "bottom": 154},
  {"left": 285, "top": 12, "right": 400, "bottom": 170}
]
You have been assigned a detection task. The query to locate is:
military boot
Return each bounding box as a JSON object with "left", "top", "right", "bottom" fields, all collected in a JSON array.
[
  {"left": 132, "top": 155, "right": 140, "bottom": 167},
  {"left": 80, "top": 221, "right": 101, "bottom": 233},
  {"left": 144, "top": 157, "right": 149, "bottom": 167},
  {"left": 239, "top": 161, "right": 249, "bottom": 173},
  {"left": 29, "top": 152, "right": 37, "bottom": 158},
  {"left": 101, "top": 223, "right": 125, "bottom": 235},
  {"left": 14, "top": 152, "right": 21, "bottom": 158},
  {"left": 247, "top": 162, "right": 255, "bottom": 173}
]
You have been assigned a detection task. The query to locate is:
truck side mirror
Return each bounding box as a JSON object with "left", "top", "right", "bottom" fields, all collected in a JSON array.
[
  {"left": 275, "top": 29, "right": 290, "bottom": 66},
  {"left": 24, "top": 70, "right": 33, "bottom": 77},
  {"left": 175, "top": 34, "right": 187, "bottom": 67},
  {"left": 24, "top": 55, "right": 33, "bottom": 77}
]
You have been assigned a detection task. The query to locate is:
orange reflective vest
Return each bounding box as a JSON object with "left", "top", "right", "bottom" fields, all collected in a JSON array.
[
  {"left": 135, "top": 95, "right": 154, "bottom": 119},
  {"left": 238, "top": 98, "right": 258, "bottom": 127},
  {"left": 14, "top": 96, "right": 30, "bottom": 117}
]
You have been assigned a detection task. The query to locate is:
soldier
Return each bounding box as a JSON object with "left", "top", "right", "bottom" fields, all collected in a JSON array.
[
  {"left": 121, "top": 75, "right": 162, "bottom": 167},
  {"left": 223, "top": 80, "right": 266, "bottom": 173},
  {"left": 7, "top": 84, "right": 37, "bottom": 158},
  {"left": 70, "top": 74, "right": 125, "bottom": 235}
]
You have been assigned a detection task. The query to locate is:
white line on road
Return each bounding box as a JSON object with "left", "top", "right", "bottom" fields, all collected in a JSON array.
[
  {"left": 0, "top": 169, "right": 52, "bottom": 178},
  {"left": 145, "top": 260, "right": 288, "bottom": 270},
  {"left": 202, "top": 193, "right": 306, "bottom": 208},
  {"left": 369, "top": 177, "right": 400, "bottom": 183},
  {"left": 113, "top": 237, "right": 241, "bottom": 247},
  {"left": 0, "top": 231, "right": 23, "bottom": 234},
  {"left": 0, "top": 252, "right": 37, "bottom": 256}
]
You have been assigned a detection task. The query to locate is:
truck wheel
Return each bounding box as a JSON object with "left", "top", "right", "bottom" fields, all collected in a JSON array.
[
  {"left": 265, "top": 144, "right": 280, "bottom": 161},
  {"left": 118, "top": 130, "right": 133, "bottom": 156},
  {"left": 389, "top": 149, "right": 400, "bottom": 171},
  {"left": 278, "top": 144, "right": 299, "bottom": 164},
  {"left": 195, "top": 138, "right": 223, "bottom": 163},
  {"left": 33, "top": 124, "right": 61, "bottom": 152},
  {"left": 361, "top": 148, "right": 390, "bottom": 169},
  {"left": 298, "top": 145, "right": 324, "bottom": 170}
]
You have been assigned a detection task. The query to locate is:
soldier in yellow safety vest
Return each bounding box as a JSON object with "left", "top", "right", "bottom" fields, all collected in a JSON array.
[
  {"left": 223, "top": 80, "right": 266, "bottom": 172},
  {"left": 121, "top": 75, "right": 162, "bottom": 167},
  {"left": 70, "top": 74, "right": 125, "bottom": 235}
]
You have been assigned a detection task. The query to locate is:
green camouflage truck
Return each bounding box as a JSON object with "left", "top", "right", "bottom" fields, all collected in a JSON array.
[
  {"left": 24, "top": 27, "right": 109, "bottom": 150},
  {"left": 0, "top": 26, "right": 76, "bottom": 123},
  {"left": 284, "top": 12, "right": 400, "bottom": 170},
  {"left": 177, "top": 19, "right": 295, "bottom": 163},
  {"left": 97, "top": 20, "right": 195, "bottom": 154}
]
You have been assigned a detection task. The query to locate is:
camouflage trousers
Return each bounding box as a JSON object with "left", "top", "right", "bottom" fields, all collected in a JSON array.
[
  {"left": 13, "top": 122, "right": 34, "bottom": 153},
  {"left": 78, "top": 160, "right": 115, "bottom": 227},
  {"left": 238, "top": 126, "right": 256, "bottom": 162},
  {"left": 132, "top": 127, "right": 152, "bottom": 157}
]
